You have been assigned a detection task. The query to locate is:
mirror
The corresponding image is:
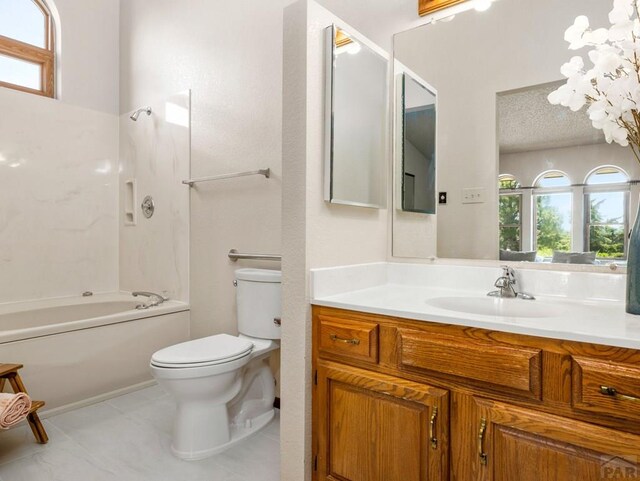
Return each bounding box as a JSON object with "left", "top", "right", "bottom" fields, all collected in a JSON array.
[
  {"left": 400, "top": 73, "right": 437, "bottom": 214},
  {"left": 392, "top": 0, "right": 640, "bottom": 266},
  {"left": 324, "top": 25, "right": 388, "bottom": 208}
]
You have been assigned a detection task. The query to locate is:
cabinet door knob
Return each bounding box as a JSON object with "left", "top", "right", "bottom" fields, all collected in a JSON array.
[
  {"left": 429, "top": 407, "right": 438, "bottom": 450},
  {"left": 600, "top": 385, "right": 640, "bottom": 402},
  {"left": 329, "top": 334, "right": 360, "bottom": 345},
  {"left": 478, "top": 418, "right": 488, "bottom": 466}
]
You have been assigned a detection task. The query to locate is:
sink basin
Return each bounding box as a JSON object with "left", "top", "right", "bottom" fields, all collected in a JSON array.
[{"left": 426, "top": 296, "right": 560, "bottom": 319}]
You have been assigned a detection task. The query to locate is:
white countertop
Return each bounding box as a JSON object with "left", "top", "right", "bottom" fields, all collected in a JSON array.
[{"left": 311, "top": 263, "right": 640, "bottom": 350}]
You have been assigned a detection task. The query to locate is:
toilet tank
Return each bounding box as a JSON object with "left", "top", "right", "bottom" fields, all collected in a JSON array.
[{"left": 235, "top": 269, "right": 281, "bottom": 340}]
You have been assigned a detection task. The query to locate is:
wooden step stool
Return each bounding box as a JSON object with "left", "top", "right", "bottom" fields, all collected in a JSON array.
[{"left": 0, "top": 364, "right": 48, "bottom": 444}]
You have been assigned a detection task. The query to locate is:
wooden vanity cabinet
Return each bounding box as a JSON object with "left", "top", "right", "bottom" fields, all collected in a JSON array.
[
  {"left": 316, "top": 362, "right": 449, "bottom": 481},
  {"left": 453, "top": 394, "right": 640, "bottom": 481},
  {"left": 312, "top": 306, "right": 640, "bottom": 481}
]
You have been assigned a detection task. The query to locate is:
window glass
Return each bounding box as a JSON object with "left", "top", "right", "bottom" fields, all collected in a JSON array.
[
  {"left": 499, "top": 175, "right": 520, "bottom": 190},
  {"left": 0, "top": 53, "right": 41, "bottom": 90},
  {"left": 535, "top": 171, "right": 571, "bottom": 188},
  {"left": 536, "top": 193, "right": 572, "bottom": 257},
  {"left": 586, "top": 167, "right": 629, "bottom": 185},
  {"left": 0, "top": 0, "right": 46, "bottom": 48},
  {"left": 587, "top": 191, "right": 626, "bottom": 259},
  {"left": 499, "top": 194, "right": 521, "bottom": 251}
]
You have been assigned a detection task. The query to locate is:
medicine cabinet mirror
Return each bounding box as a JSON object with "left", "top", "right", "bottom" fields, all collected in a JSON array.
[
  {"left": 399, "top": 73, "right": 437, "bottom": 214},
  {"left": 324, "top": 25, "right": 388, "bottom": 209}
]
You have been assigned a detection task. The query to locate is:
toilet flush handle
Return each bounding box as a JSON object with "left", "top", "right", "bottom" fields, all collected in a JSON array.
[
  {"left": 233, "top": 280, "right": 238, "bottom": 287},
  {"left": 274, "top": 318, "right": 281, "bottom": 326}
]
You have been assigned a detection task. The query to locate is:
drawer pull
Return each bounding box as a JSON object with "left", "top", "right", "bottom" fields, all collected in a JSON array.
[
  {"left": 330, "top": 334, "right": 360, "bottom": 345},
  {"left": 600, "top": 385, "right": 640, "bottom": 403},
  {"left": 478, "top": 418, "right": 488, "bottom": 466},
  {"left": 429, "top": 407, "right": 438, "bottom": 449}
]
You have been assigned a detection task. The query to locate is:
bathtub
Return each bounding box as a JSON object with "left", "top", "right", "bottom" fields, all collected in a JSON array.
[{"left": 0, "top": 293, "right": 189, "bottom": 413}]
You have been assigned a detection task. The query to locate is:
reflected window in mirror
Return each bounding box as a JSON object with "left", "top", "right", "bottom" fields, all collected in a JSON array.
[
  {"left": 584, "top": 167, "right": 630, "bottom": 260},
  {"left": 498, "top": 175, "right": 522, "bottom": 253},
  {"left": 533, "top": 172, "right": 572, "bottom": 260},
  {"left": 400, "top": 73, "right": 437, "bottom": 214}
]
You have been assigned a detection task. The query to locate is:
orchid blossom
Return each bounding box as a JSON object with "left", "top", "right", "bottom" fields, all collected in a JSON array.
[{"left": 549, "top": 0, "right": 640, "bottom": 161}]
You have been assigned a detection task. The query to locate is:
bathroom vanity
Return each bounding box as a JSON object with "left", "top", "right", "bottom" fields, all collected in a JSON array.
[{"left": 310, "top": 264, "right": 640, "bottom": 481}]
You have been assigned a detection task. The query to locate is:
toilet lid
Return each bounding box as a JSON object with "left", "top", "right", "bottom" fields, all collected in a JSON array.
[{"left": 151, "top": 334, "right": 254, "bottom": 367}]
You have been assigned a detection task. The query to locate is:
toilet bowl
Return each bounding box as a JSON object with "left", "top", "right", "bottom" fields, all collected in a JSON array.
[{"left": 150, "top": 269, "right": 281, "bottom": 460}]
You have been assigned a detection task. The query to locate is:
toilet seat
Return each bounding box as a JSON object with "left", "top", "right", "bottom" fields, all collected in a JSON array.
[{"left": 151, "top": 334, "right": 254, "bottom": 369}]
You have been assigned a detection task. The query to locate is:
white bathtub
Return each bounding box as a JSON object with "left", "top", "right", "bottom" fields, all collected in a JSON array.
[{"left": 0, "top": 293, "right": 190, "bottom": 412}]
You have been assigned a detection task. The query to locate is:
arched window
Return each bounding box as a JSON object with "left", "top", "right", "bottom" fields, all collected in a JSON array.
[
  {"left": 584, "top": 166, "right": 629, "bottom": 260},
  {"left": 498, "top": 174, "right": 522, "bottom": 251},
  {"left": 533, "top": 171, "right": 572, "bottom": 258},
  {"left": 0, "top": 0, "right": 55, "bottom": 97},
  {"left": 498, "top": 174, "right": 521, "bottom": 190},
  {"left": 534, "top": 170, "right": 572, "bottom": 188}
]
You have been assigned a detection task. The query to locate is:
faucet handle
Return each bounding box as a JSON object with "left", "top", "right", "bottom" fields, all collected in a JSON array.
[{"left": 500, "top": 265, "right": 516, "bottom": 283}]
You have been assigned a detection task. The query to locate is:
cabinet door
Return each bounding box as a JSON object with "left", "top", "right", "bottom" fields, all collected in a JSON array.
[
  {"left": 316, "top": 361, "right": 449, "bottom": 481},
  {"left": 457, "top": 396, "right": 640, "bottom": 481}
]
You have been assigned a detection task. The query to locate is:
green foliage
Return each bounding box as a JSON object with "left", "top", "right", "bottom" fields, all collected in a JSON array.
[
  {"left": 536, "top": 196, "right": 571, "bottom": 257},
  {"left": 589, "top": 197, "right": 625, "bottom": 258},
  {"left": 499, "top": 195, "right": 521, "bottom": 251}
]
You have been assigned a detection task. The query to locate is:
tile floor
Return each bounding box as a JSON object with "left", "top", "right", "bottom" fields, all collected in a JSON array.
[{"left": 0, "top": 385, "right": 280, "bottom": 481}]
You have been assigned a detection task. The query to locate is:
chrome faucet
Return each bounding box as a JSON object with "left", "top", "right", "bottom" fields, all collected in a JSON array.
[
  {"left": 132, "top": 291, "right": 169, "bottom": 309},
  {"left": 487, "top": 266, "right": 535, "bottom": 300}
]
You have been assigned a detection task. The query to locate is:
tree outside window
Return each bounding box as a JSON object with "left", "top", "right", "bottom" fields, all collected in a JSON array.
[
  {"left": 534, "top": 171, "right": 572, "bottom": 258},
  {"left": 585, "top": 167, "right": 629, "bottom": 259},
  {"left": 499, "top": 175, "right": 522, "bottom": 251}
]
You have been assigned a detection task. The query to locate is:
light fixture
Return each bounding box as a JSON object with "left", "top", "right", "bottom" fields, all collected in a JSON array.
[
  {"left": 346, "top": 42, "right": 362, "bottom": 55},
  {"left": 474, "top": 0, "right": 493, "bottom": 12}
]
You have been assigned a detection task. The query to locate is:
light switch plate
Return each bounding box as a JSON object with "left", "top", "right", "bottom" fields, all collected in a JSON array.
[{"left": 462, "top": 187, "right": 486, "bottom": 204}]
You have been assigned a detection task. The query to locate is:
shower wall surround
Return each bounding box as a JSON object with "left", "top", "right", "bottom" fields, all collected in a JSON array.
[
  {"left": 0, "top": 89, "right": 119, "bottom": 303},
  {"left": 119, "top": 91, "right": 191, "bottom": 302}
]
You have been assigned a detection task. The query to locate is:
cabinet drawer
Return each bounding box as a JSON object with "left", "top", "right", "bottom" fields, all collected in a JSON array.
[
  {"left": 318, "top": 316, "right": 379, "bottom": 364},
  {"left": 398, "top": 328, "right": 542, "bottom": 399},
  {"left": 572, "top": 357, "right": 640, "bottom": 421}
]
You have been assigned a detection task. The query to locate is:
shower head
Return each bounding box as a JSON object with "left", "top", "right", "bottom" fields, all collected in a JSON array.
[{"left": 130, "top": 106, "right": 152, "bottom": 121}]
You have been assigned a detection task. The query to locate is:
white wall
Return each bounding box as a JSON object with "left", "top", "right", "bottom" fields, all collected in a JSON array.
[
  {"left": 119, "top": 91, "right": 191, "bottom": 302},
  {"left": 52, "top": 0, "right": 120, "bottom": 114},
  {"left": 282, "top": 2, "right": 390, "bottom": 479},
  {"left": 0, "top": 88, "right": 119, "bottom": 303},
  {"left": 393, "top": 0, "right": 612, "bottom": 260},
  {"left": 500, "top": 143, "right": 640, "bottom": 188}
]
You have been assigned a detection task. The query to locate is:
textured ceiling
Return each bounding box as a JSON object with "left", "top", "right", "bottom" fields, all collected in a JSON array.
[{"left": 498, "top": 81, "right": 605, "bottom": 154}]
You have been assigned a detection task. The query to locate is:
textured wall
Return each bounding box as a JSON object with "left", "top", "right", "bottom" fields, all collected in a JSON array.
[
  {"left": 282, "top": 2, "right": 390, "bottom": 479},
  {"left": 51, "top": 0, "right": 120, "bottom": 113}
]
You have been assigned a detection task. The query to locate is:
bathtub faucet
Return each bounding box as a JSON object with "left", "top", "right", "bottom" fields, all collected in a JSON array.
[{"left": 132, "top": 291, "right": 169, "bottom": 309}]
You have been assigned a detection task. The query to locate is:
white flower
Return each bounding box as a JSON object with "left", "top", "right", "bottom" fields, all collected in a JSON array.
[
  {"left": 565, "top": 15, "right": 590, "bottom": 49},
  {"left": 609, "top": 0, "right": 635, "bottom": 24},
  {"left": 583, "top": 28, "right": 609, "bottom": 45},
  {"left": 609, "top": 19, "right": 635, "bottom": 41},
  {"left": 553, "top": 0, "right": 640, "bottom": 151},
  {"left": 560, "top": 56, "right": 584, "bottom": 77}
]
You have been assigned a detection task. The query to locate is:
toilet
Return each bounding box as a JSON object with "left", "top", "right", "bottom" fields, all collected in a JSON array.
[{"left": 150, "top": 268, "right": 281, "bottom": 460}]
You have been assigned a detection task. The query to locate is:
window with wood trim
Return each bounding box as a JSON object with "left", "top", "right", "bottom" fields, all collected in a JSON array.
[{"left": 0, "top": 0, "right": 55, "bottom": 97}]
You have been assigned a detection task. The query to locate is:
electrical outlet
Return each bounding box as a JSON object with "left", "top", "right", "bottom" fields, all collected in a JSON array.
[{"left": 462, "top": 187, "right": 486, "bottom": 204}]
